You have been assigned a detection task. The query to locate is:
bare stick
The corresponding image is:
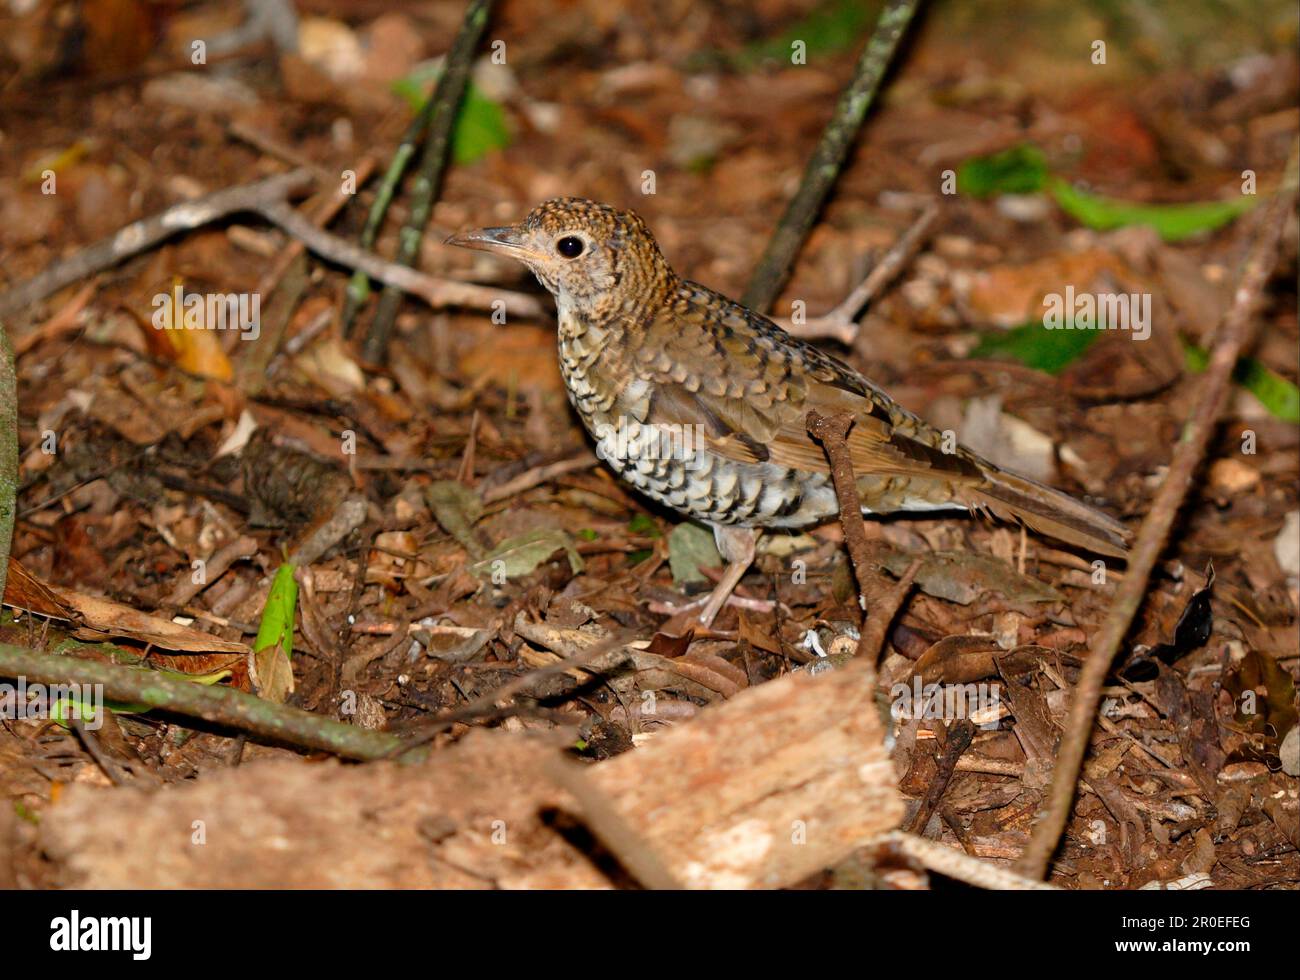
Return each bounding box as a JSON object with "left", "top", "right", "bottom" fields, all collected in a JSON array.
[
  {"left": 742, "top": 0, "right": 922, "bottom": 313},
  {"left": 858, "top": 556, "right": 919, "bottom": 664},
  {"left": 164, "top": 535, "right": 260, "bottom": 608},
  {"left": 342, "top": 93, "right": 444, "bottom": 336},
  {"left": 481, "top": 451, "right": 598, "bottom": 504},
  {"left": 256, "top": 200, "right": 543, "bottom": 319},
  {"left": 806, "top": 411, "right": 914, "bottom": 673},
  {"left": 388, "top": 629, "right": 633, "bottom": 755},
  {"left": 544, "top": 755, "right": 684, "bottom": 890},
  {"left": 872, "top": 831, "right": 1058, "bottom": 890},
  {"left": 775, "top": 202, "right": 940, "bottom": 343},
  {"left": 0, "top": 642, "right": 418, "bottom": 762},
  {"left": 0, "top": 170, "right": 313, "bottom": 318},
  {"left": 1014, "top": 183, "right": 1295, "bottom": 881},
  {"left": 363, "top": 0, "right": 498, "bottom": 363},
  {"left": 0, "top": 326, "right": 15, "bottom": 601},
  {"left": 0, "top": 169, "right": 543, "bottom": 323}
]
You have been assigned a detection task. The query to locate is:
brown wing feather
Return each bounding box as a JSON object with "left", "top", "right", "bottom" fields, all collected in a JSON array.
[
  {"left": 612, "top": 281, "right": 1129, "bottom": 557},
  {"left": 625, "top": 286, "right": 984, "bottom": 488}
]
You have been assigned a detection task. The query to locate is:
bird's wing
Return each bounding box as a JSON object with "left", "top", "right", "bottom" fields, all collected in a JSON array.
[
  {"left": 609, "top": 283, "right": 1130, "bottom": 556},
  {"left": 612, "top": 283, "right": 983, "bottom": 487}
]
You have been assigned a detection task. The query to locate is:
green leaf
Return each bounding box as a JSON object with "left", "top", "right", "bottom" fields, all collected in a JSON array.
[
  {"left": 469, "top": 528, "right": 583, "bottom": 579},
  {"left": 1183, "top": 341, "right": 1300, "bottom": 423},
  {"left": 736, "top": 0, "right": 872, "bottom": 68},
  {"left": 957, "top": 144, "right": 1049, "bottom": 198},
  {"left": 627, "top": 514, "right": 660, "bottom": 537},
  {"left": 254, "top": 564, "right": 298, "bottom": 660},
  {"left": 425, "top": 480, "right": 486, "bottom": 558},
  {"left": 392, "top": 72, "right": 510, "bottom": 166},
  {"left": 969, "top": 320, "right": 1099, "bottom": 375},
  {"left": 1048, "top": 177, "right": 1255, "bottom": 242},
  {"left": 452, "top": 84, "right": 510, "bottom": 165},
  {"left": 252, "top": 563, "right": 298, "bottom": 704},
  {"left": 48, "top": 668, "right": 232, "bottom": 724},
  {"left": 668, "top": 522, "right": 723, "bottom": 585}
]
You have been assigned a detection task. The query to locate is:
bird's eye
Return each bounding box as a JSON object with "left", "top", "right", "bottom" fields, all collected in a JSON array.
[{"left": 556, "top": 236, "right": 585, "bottom": 259}]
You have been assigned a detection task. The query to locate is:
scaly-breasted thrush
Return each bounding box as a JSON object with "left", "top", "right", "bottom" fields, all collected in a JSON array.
[{"left": 449, "top": 199, "right": 1129, "bottom": 626}]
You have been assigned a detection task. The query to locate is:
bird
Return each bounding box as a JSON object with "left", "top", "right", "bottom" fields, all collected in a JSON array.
[{"left": 447, "top": 198, "right": 1130, "bottom": 627}]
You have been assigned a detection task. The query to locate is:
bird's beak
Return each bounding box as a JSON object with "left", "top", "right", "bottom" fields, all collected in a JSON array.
[{"left": 444, "top": 225, "right": 538, "bottom": 262}]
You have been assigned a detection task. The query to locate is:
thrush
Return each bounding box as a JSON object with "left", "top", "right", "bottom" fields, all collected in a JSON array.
[{"left": 448, "top": 199, "right": 1130, "bottom": 626}]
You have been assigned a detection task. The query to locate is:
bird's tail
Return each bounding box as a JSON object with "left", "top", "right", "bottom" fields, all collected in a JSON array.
[{"left": 963, "top": 467, "right": 1130, "bottom": 559}]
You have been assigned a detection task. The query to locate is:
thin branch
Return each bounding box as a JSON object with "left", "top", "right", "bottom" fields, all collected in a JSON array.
[
  {"left": 363, "top": 0, "right": 498, "bottom": 363},
  {"left": 0, "top": 643, "right": 419, "bottom": 762},
  {"left": 775, "top": 202, "right": 939, "bottom": 343},
  {"left": 806, "top": 411, "right": 915, "bottom": 674},
  {"left": 0, "top": 168, "right": 543, "bottom": 323},
  {"left": 742, "top": 0, "right": 922, "bottom": 313},
  {"left": 1014, "top": 180, "right": 1296, "bottom": 881},
  {"left": 0, "top": 170, "right": 313, "bottom": 318},
  {"left": 387, "top": 629, "right": 633, "bottom": 756},
  {"left": 342, "top": 93, "right": 444, "bottom": 336},
  {"left": 481, "top": 451, "right": 598, "bottom": 504},
  {"left": 256, "top": 199, "right": 544, "bottom": 319},
  {"left": 543, "top": 755, "right": 684, "bottom": 890},
  {"left": 858, "top": 556, "right": 919, "bottom": 665},
  {"left": 871, "top": 831, "right": 1059, "bottom": 890},
  {"left": 0, "top": 324, "right": 15, "bottom": 601}
]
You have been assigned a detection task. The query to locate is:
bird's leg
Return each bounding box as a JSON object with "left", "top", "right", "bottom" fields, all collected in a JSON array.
[{"left": 694, "top": 526, "right": 760, "bottom": 629}]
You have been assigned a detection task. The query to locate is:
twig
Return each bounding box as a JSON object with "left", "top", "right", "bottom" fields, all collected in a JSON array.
[
  {"left": 0, "top": 643, "right": 419, "bottom": 762},
  {"left": 906, "top": 719, "right": 974, "bottom": 835},
  {"left": 69, "top": 717, "right": 129, "bottom": 787},
  {"left": 859, "top": 557, "right": 920, "bottom": 665},
  {"left": 543, "top": 755, "right": 684, "bottom": 890},
  {"left": 1014, "top": 180, "right": 1296, "bottom": 881},
  {"left": 164, "top": 535, "right": 260, "bottom": 609},
  {"left": 342, "top": 96, "right": 444, "bottom": 336},
  {"left": 871, "top": 831, "right": 1059, "bottom": 890},
  {"left": 775, "top": 202, "right": 940, "bottom": 343},
  {"left": 256, "top": 199, "right": 543, "bottom": 319},
  {"left": 255, "top": 157, "right": 376, "bottom": 303},
  {"left": 742, "top": 0, "right": 923, "bottom": 313},
  {"left": 0, "top": 168, "right": 543, "bottom": 323},
  {"left": 387, "top": 629, "right": 633, "bottom": 755},
  {"left": 11, "top": 282, "right": 96, "bottom": 357},
  {"left": 363, "top": 0, "right": 498, "bottom": 363},
  {"left": 238, "top": 157, "right": 377, "bottom": 394},
  {"left": 0, "top": 324, "right": 16, "bottom": 602},
  {"left": 806, "top": 411, "right": 913, "bottom": 673},
  {"left": 481, "top": 451, "right": 598, "bottom": 504},
  {"left": 0, "top": 170, "right": 313, "bottom": 318}
]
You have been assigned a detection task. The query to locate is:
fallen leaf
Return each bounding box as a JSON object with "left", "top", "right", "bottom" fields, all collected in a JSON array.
[
  {"left": 668, "top": 522, "right": 721, "bottom": 585},
  {"left": 882, "top": 551, "right": 1062, "bottom": 605},
  {"left": 470, "top": 528, "right": 583, "bottom": 579},
  {"left": 3, "top": 558, "right": 248, "bottom": 654}
]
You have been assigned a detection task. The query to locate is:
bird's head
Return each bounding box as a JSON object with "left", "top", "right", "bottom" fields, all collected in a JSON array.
[{"left": 446, "top": 198, "right": 675, "bottom": 318}]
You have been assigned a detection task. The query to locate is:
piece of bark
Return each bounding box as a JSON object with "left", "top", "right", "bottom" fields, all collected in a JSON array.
[
  {"left": 587, "top": 657, "right": 903, "bottom": 888},
  {"left": 40, "top": 731, "right": 606, "bottom": 889},
  {"left": 38, "top": 662, "right": 901, "bottom": 889}
]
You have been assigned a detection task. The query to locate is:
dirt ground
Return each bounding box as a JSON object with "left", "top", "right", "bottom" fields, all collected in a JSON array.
[{"left": 0, "top": 0, "right": 1296, "bottom": 890}]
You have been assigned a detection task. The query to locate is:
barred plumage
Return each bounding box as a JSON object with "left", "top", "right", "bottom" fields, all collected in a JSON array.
[{"left": 449, "top": 198, "right": 1130, "bottom": 625}]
